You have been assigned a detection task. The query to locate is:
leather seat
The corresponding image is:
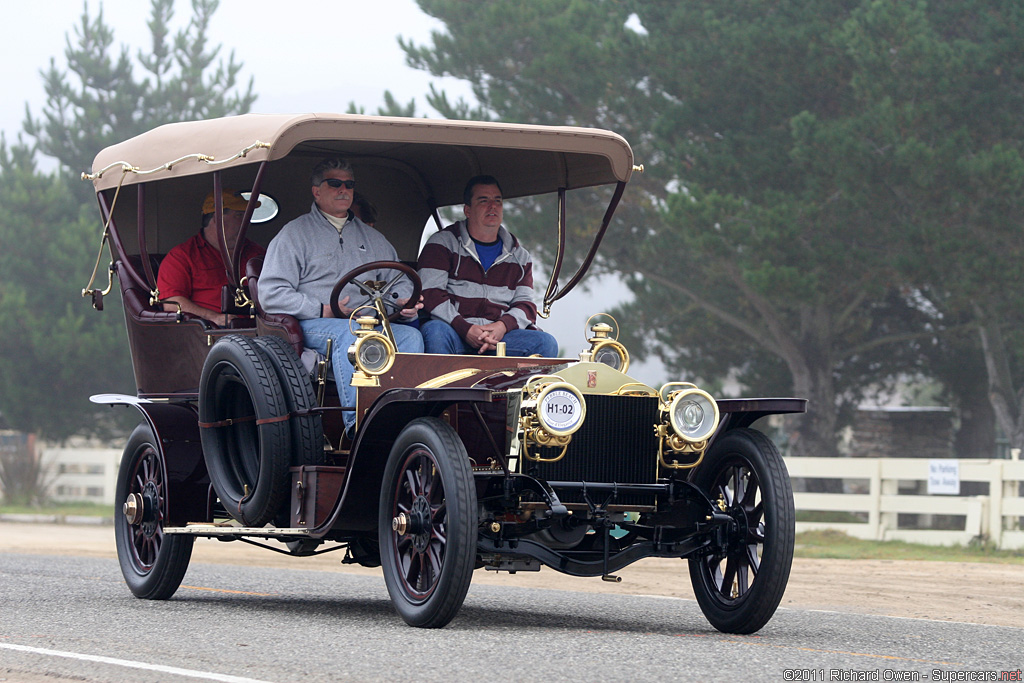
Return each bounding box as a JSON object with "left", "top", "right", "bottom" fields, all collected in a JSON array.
[
  {"left": 119, "top": 255, "right": 256, "bottom": 329},
  {"left": 119, "top": 255, "right": 207, "bottom": 326},
  {"left": 245, "top": 257, "right": 305, "bottom": 355}
]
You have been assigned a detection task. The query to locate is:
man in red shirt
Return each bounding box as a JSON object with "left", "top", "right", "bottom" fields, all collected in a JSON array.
[{"left": 157, "top": 189, "right": 265, "bottom": 326}]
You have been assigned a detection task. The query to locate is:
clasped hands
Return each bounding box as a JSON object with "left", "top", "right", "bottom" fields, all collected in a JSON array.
[{"left": 465, "top": 321, "right": 507, "bottom": 354}]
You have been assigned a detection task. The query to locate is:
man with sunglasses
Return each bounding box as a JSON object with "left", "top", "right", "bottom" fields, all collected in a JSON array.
[{"left": 260, "top": 157, "right": 423, "bottom": 437}]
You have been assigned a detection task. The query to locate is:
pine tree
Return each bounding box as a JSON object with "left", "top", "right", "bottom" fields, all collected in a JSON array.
[
  {"left": 0, "top": 0, "right": 256, "bottom": 444},
  {"left": 24, "top": 0, "right": 255, "bottom": 195}
]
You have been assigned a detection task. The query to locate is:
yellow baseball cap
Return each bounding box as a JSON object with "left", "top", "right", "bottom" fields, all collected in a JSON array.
[{"left": 202, "top": 189, "right": 260, "bottom": 215}]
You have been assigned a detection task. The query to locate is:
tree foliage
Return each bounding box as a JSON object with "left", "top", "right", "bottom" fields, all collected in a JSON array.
[
  {"left": 402, "top": 0, "right": 1024, "bottom": 455},
  {"left": 0, "top": 140, "right": 135, "bottom": 442},
  {"left": 24, "top": 0, "right": 255, "bottom": 197},
  {"left": 0, "top": 0, "right": 255, "bottom": 442},
  {"left": 825, "top": 0, "right": 1024, "bottom": 449}
]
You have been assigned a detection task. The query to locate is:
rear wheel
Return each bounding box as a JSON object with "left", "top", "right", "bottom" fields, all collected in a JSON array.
[
  {"left": 379, "top": 418, "right": 476, "bottom": 628},
  {"left": 688, "top": 428, "right": 794, "bottom": 634},
  {"left": 114, "top": 423, "right": 194, "bottom": 599}
]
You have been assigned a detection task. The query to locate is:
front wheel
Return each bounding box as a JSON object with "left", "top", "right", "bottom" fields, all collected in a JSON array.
[
  {"left": 114, "top": 423, "right": 194, "bottom": 599},
  {"left": 379, "top": 417, "right": 477, "bottom": 628},
  {"left": 688, "top": 428, "right": 794, "bottom": 634}
]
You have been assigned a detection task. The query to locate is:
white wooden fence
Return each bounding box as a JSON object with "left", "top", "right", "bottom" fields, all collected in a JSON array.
[{"left": 784, "top": 456, "right": 1024, "bottom": 550}]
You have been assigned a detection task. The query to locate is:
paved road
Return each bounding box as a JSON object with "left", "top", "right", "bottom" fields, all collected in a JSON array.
[{"left": 0, "top": 553, "right": 1020, "bottom": 682}]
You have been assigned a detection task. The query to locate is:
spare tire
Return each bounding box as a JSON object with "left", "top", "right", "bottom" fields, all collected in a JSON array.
[
  {"left": 253, "top": 335, "right": 326, "bottom": 468},
  {"left": 199, "top": 334, "right": 291, "bottom": 526}
]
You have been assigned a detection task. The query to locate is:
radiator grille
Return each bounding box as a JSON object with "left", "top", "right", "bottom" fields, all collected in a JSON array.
[{"left": 526, "top": 394, "right": 660, "bottom": 504}]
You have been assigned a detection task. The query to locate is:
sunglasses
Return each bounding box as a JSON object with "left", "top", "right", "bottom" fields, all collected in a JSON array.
[{"left": 322, "top": 178, "right": 356, "bottom": 189}]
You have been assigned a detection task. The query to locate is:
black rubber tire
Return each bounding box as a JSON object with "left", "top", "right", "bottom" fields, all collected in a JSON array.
[
  {"left": 253, "top": 335, "right": 325, "bottom": 468},
  {"left": 379, "top": 417, "right": 477, "bottom": 628},
  {"left": 199, "top": 335, "right": 291, "bottom": 527},
  {"left": 688, "top": 428, "right": 795, "bottom": 634},
  {"left": 114, "top": 422, "right": 194, "bottom": 599}
]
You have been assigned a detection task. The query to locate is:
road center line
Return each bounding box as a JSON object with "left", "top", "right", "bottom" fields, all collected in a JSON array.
[{"left": 0, "top": 642, "right": 276, "bottom": 683}]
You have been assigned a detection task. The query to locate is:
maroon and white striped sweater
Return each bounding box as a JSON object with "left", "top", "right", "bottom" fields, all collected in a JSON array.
[{"left": 417, "top": 221, "right": 539, "bottom": 338}]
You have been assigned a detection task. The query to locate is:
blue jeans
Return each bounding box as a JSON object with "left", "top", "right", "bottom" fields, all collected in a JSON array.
[
  {"left": 421, "top": 319, "right": 559, "bottom": 357},
  {"left": 299, "top": 319, "right": 423, "bottom": 432}
]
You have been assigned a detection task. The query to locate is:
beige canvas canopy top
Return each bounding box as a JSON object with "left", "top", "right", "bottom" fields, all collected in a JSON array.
[
  {"left": 89, "top": 113, "right": 634, "bottom": 201},
  {"left": 86, "top": 113, "right": 636, "bottom": 307}
]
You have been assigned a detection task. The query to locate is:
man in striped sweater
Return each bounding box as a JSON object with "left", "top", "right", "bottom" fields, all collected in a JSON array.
[{"left": 417, "top": 175, "right": 559, "bottom": 357}]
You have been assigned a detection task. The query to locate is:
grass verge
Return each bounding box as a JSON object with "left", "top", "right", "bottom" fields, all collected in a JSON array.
[
  {"left": 0, "top": 501, "right": 111, "bottom": 518},
  {"left": 795, "top": 529, "right": 1024, "bottom": 564}
]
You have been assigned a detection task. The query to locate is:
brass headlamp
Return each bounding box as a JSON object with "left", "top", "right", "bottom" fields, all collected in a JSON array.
[
  {"left": 518, "top": 376, "right": 587, "bottom": 463},
  {"left": 656, "top": 382, "right": 720, "bottom": 469}
]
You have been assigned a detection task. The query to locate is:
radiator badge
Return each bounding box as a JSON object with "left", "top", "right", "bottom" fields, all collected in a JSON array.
[{"left": 587, "top": 370, "right": 597, "bottom": 388}]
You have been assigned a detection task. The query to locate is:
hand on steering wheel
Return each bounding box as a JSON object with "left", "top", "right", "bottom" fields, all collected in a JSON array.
[{"left": 329, "top": 261, "right": 423, "bottom": 322}]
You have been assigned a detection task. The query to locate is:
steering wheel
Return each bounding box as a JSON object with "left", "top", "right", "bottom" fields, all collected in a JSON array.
[{"left": 329, "top": 261, "right": 422, "bottom": 322}]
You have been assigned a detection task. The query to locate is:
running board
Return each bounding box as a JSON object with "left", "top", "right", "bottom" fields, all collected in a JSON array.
[{"left": 164, "top": 525, "right": 311, "bottom": 538}]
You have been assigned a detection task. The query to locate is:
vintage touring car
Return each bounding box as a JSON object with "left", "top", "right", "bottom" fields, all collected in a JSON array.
[{"left": 84, "top": 113, "right": 806, "bottom": 631}]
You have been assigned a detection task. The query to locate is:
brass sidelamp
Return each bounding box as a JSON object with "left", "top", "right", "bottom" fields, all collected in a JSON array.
[
  {"left": 579, "top": 314, "right": 629, "bottom": 372},
  {"left": 347, "top": 308, "right": 396, "bottom": 387}
]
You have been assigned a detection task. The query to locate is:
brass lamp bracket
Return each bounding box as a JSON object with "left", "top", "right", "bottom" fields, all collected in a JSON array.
[
  {"left": 235, "top": 277, "right": 254, "bottom": 311},
  {"left": 521, "top": 414, "right": 572, "bottom": 463},
  {"left": 655, "top": 423, "right": 707, "bottom": 470},
  {"left": 348, "top": 305, "right": 382, "bottom": 336}
]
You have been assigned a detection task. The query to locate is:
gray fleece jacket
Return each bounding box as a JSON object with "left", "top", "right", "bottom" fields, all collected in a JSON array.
[{"left": 260, "top": 203, "right": 412, "bottom": 320}]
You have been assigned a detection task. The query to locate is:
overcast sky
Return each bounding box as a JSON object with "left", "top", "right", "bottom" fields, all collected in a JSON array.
[
  {"left": 0, "top": 0, "right": 475, "bottom": 141},
  {"left": 1, "top": 0, "right": 663, "bottom": 383}
]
